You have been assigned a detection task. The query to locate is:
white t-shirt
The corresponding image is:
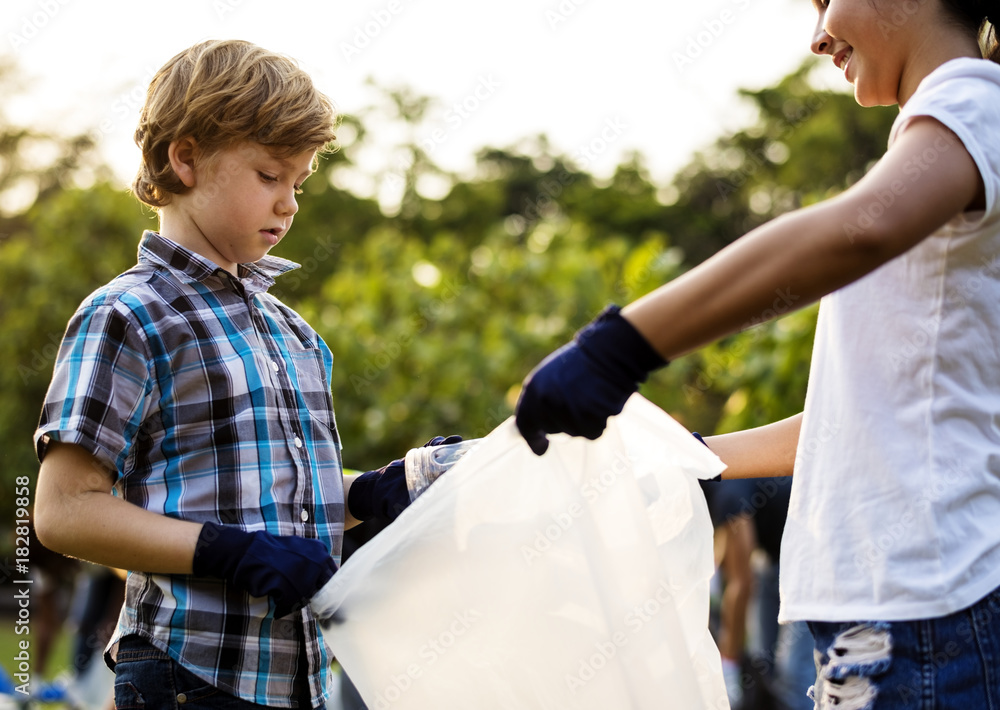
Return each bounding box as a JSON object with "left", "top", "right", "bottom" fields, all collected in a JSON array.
[{"left": 779, "top": 58, "right": 1000, "bottom": 623}]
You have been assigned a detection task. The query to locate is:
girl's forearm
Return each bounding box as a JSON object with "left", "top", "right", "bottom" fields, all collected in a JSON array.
[
  {"left": 623, "top": 201, "right": 883, "bottom": 359},
  {"left": 623, "top": 119, "right": 979, "bottom": 360},
  {"left": 703, "top": 413, "right": 802, "bottom": 479}
]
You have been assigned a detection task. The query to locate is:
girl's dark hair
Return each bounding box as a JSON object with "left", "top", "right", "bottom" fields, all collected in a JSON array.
[{"left": 940, "top": 1, "right": 1000, "bottom": 62}]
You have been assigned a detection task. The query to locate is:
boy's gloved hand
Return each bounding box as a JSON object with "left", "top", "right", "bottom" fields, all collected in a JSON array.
[
  {"left": 193, "top": 522, "right": 337, "bottom": 618},
  {"left": 515, "top": 305, "right": 667, "bottom": 456},
  {"left": 348, "top": 435, "right": 463, "bottom": 522}
]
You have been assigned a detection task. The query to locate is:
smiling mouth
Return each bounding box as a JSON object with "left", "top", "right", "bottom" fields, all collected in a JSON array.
[{"left": 835, "top": 48, "right": 853, "bottom": 71}]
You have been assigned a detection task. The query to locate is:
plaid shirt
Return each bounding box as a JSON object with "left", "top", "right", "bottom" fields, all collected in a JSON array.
[{"left": 35, "top": 231, "right": 345, "bottom": 708}]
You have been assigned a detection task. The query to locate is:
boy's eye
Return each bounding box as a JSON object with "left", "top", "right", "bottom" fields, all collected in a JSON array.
[{"left": 293, "top": 185, "right": 304, "bottom": 195}]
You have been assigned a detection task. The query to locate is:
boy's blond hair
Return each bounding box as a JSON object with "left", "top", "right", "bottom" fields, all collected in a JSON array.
[{"left": 132, "top": 39, "right": 337, "bottom": 208}]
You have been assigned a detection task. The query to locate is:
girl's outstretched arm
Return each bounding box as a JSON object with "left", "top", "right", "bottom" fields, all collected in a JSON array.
[
  {"left": 625, "top": 117, "right": 982, "bottom": 358},
  {"left": 516, "top": 117, "right": 983, "bottom": 454}
]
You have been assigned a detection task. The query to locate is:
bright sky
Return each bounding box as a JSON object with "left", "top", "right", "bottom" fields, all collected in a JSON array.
[{"left": 3, "top": 0, "right": 844, "bottom": 201}]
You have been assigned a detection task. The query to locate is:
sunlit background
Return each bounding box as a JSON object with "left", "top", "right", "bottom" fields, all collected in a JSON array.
[
  {"left": 2, "top": 2, "right": 909, "bottom": 705},
  {"left": 4, "top": 0, "right": 833, "bottom": 205}
]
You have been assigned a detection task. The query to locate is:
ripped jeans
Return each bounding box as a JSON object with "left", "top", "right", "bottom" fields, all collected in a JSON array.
[{"left": 807, "top": 584, "right": 1000, "bottom": 710}]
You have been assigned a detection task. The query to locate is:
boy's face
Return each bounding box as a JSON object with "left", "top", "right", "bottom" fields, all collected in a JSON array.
[{"left": 167, "top": 141, "right": 316, "bottom": 273}]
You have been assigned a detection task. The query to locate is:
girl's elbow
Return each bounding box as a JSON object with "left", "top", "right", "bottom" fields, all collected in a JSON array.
[{"left": 839, "top": 213, "right": 917, "bottom": 264}]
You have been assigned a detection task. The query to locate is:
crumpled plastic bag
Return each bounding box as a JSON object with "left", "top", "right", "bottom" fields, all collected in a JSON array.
[{"left": 315, "top": 394, "right": 729, "bottom": 709}]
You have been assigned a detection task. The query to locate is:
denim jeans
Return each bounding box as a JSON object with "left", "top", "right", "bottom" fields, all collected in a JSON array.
[
  {"left": 113, "top": 635, "right": 312, "bottom": 709},
  {"left": 807, "top": 584, "right": 1000, "bottom": 710}
]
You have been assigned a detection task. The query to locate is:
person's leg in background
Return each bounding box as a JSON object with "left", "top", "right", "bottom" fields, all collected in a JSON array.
[
  {"left": 748, "top": 476, "right": 815, "bottom": 710},
  {"left": 700, "top": 478, "right": 759, "bottom": 710},
  {"left": 717, "top": 513, "right": 756, "bottom": 708}
]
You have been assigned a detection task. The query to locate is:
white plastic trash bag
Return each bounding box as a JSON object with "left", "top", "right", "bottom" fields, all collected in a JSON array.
[{"left": 314, "top": 394, "right": 729, "bottom": 709}]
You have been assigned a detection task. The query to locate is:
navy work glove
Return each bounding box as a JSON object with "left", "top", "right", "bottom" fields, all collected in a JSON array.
[
  {"left": 192, "top": 522, "right": 337, "bottom": 618},
  {"left": 692, "top": 431, "right": 722, "bottom": 482},
  {"left": 348, "top": 435, "right": 463, "bottom": 522},
  {"left": 515, "top": 305, "right": 667, "bottom": 456}
]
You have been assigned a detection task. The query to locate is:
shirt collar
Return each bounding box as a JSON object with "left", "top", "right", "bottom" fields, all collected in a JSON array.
[{"left": 137, "top": 231, "right": 300, "bottom": 295}]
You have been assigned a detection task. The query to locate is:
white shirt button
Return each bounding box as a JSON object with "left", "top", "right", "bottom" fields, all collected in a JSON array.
[
  {"left": 294, "top": 436, "right": 303, "bottom": 449},
  {"left": 300, "top": 509, "right": 309, "bottom": 522},
  {"left": 271, "top": 360, "right": 279, "bottom": 373}
]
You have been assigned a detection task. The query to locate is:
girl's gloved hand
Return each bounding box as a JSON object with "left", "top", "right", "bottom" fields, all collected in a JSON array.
[
  {"left": 515, "top": 305, "right": 667, "bottom": 455},
  {"left": 193, "top": 522, "right": 337, "bottom": 618},
  {"left": 348, "top": 435, "right": 463, "bottom": 522}
]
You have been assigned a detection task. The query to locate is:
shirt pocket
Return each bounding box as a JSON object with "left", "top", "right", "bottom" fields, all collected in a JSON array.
[{"left": 287, "top": 347, "right": 339, "bottom": 446}]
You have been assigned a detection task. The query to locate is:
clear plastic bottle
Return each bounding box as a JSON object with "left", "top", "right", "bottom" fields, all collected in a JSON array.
[{"left": 404, "top": 438, "right": 482, "bottom": 502}]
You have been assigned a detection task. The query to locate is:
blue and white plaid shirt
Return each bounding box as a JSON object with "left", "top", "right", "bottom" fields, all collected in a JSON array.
[{"left": 35, "top": 231, "right": 345, "bottom": 707}]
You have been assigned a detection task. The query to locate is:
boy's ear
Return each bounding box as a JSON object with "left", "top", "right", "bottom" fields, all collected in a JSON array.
[{"left": 168, "top": 137, "right": 200, "bottom": 188}]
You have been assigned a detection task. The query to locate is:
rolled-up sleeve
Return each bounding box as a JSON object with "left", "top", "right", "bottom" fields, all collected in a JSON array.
[{"left": 35, "top": 303, "right": 152, "bottom": 476}]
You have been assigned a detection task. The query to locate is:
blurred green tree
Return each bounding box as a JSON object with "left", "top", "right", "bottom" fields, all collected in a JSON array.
[{"left": 0, "top": 56, "right": 898, "bottom": 513}]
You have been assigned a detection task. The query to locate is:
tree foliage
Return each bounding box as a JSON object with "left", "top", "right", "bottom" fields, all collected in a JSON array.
[{"left": 0, "top": 57, "right": 897, "bottom": 516}]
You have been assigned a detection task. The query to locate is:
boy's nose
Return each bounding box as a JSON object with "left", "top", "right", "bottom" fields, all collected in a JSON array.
[{"left": 277, "top": 193, "right": 298, "bottom": 217}]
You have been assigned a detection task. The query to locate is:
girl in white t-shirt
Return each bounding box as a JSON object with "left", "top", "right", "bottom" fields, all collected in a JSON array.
[{"left": 515, "top": 0, "right": 1000, "bottom": 707}]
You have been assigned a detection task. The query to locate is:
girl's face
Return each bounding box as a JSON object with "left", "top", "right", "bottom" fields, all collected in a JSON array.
[{"left": 809, "top": 0, "right": 919, "bottom": 106}]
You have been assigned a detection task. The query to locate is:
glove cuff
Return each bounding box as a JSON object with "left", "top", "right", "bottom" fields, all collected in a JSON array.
[
  {"left": 192, "top": 521, "right": 248, "bottom": 578},
  {"left": 692, "top": 432, "right": 722, "bottom": 482},
  {"left": 347, "top": 470, "right": 378, "bottom": 522},
  {"left": 575, "top": 305, "right": 668, "bottom": 386},
  {"left": 348, "top": 459, "right": 410, "bottom": 522}
]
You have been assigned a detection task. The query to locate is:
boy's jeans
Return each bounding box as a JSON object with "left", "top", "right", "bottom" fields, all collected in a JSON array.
[
  {"left": 807, "top": 583, "right": 1000, "bottom": 710},
  {"left": 113, "top": 635, "right": 316, "bottom": 709}
]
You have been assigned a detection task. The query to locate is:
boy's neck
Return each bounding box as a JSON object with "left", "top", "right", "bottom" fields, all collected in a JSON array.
[{"left": 157, "top": 206, "right": 239, "bottom": 276}]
